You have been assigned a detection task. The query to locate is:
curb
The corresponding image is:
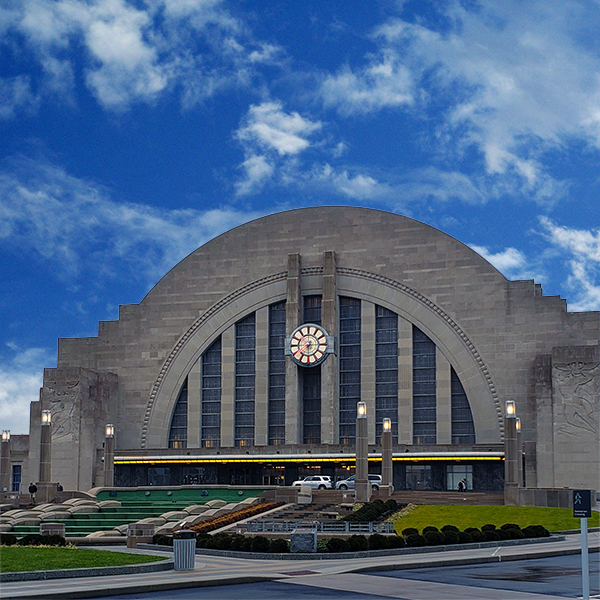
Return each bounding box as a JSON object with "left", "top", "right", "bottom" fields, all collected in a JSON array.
[{"left": 0, "top": 557, "right": 173, "bottom": 582}]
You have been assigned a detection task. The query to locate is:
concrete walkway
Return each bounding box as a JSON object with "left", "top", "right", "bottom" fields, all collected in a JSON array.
[{"left": 1, "top": 531, "right": 598, "bottom": 599}]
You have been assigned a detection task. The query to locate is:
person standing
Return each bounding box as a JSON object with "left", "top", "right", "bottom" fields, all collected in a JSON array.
[{"left": 28, "top": 482, "right": 37, "bottom": 504}]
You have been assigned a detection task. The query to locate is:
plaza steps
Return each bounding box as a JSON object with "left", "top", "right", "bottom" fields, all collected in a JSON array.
[{"left": 10, "top": 501, "right": 198, "bottom": 538}]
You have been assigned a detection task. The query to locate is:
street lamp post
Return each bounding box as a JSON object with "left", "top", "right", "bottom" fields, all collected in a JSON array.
[
  {"left": 1, "top": 431, "right": 11, "bottom": 493},
  {"left": 504, "top": 401, "right": 519, "bottom": 506},
  {"left": 355, "top": 401, "right": 371, "bottom": 503},
  {"left": 381, "top": 418, "right": 393, "bottom": 497},
  {"left": 104, "top": 424, "right": 115, "bottom": 487},
  {"left": 39, "top": 410, "right": 52, "bottom": 484}
]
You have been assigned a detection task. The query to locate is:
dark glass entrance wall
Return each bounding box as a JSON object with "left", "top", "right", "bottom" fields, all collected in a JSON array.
[{"left": 116, "top": 460, "right": 503, "bottom": 490}]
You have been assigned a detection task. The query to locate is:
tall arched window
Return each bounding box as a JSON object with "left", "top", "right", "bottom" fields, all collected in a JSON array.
[
  {"left": 201, "top": 337, "right": 222, "bottom": 448},
  {"left": 339, "top": 296, "right": 361, "bottom": 444},
  {"left": 168, "top": 379, "right": 188, "bottom": 449},
  {"left": 451, "top": 368, "right": 476, "bottom": 444},
  {"left": 235, "top": 313, "right": 255, "bottom": 447},
  {"left": 375, "top": 305, "right": 398, "bottom": 443},
  {"left": 413, "top": 326, "right": 436, "bottom": 445}
]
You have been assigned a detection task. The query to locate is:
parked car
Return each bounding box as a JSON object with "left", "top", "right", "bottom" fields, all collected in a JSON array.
[
  {"left": 291, "top": 475, "right": 333, "bottom": 489},
  {"left": 335, "top": 474, "right": 382, "bottom": 491}
]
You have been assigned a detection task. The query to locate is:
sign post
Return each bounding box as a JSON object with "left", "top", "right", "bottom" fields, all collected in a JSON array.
[{"left": 573, "top": 490, "right": 592, "bottom": 600}]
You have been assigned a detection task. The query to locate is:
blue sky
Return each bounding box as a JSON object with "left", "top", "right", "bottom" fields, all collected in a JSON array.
[{"left": 1, "top": 0, "right": 599, "bottom": 435}]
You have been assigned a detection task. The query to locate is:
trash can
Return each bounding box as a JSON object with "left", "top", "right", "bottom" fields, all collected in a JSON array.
[{"left": 173, "top": 530, "right": 196, "bottom": 571}]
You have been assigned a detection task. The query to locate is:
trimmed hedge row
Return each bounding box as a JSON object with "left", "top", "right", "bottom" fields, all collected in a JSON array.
[
  {"left": 152, "top": 522, "right": 549, "bottom": 554},
  {"left": 398, "top": 523, "right": 550, "bottom": 547},
  {"left": 0, "top": 533, "right": 66, "bottom": 547}
]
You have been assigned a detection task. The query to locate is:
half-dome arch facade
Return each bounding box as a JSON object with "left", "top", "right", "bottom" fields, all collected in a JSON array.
[{"left": 22, "top": 207, "right": 598, "bottom": 499}]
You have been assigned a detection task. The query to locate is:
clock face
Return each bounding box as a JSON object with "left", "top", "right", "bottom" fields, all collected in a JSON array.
[{"left": 289, "top": 324, "right": 329, "bottom": 366}]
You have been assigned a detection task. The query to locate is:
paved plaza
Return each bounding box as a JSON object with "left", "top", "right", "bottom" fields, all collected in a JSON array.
[{"left": 1, "top": 531, "right": 598, "bottom": 600}]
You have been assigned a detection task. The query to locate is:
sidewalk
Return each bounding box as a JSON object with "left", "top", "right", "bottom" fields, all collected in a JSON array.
[{"left": 1, "top": 531, "right": 598, "bottom": 599}]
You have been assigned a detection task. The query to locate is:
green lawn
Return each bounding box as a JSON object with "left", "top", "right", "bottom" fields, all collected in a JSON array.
[
  {"left": 0, "top": 547, "right": 167, "bottom": 573},
  {"left": 393, "top": 505, "right": 600, "bottom": 534}
]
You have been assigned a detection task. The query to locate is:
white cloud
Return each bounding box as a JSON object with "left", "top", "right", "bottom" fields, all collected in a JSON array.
[
  {"left": 235, "top": 154, "right": 274, "bottom": 196},
  {"left": 321, "top": 52, "right": 414, "bottom": 115},
  {"left": 539, "top": 217, "right": 600, "bottom": 311},
  {"left": 321, "top": 1, "right": 600, "bottom": 197},
  {"left": 3, "top": 0, "right": 269, "bottom": 110},
  {"left": 0, "top": 346, "right": 54, "bottom": 435},
  {"left": 469, "top": 245, "right": 528, "bottom": 278},
  {"left": 0, "top": 76, "right": 38, "bottom": 119},
  {"left": 235, "top": 101, "right": 322, "bottom": 195},
  {"left": 0, "top": 156, "right": 262, "bottom": 282},
  {"left": 237, "top": 102, "right": 321, "bottom": 156}
]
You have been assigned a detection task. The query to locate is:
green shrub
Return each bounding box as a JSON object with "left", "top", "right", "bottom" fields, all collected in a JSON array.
[
  {"left": 230, "top": 534, "right": 247, "bottom": 551},
  {"left": 368, "top": 534, "right": 389, "bottom": 550},
  {"left": 388, "top": 534, "right": 406, "bottom": 548},
  {"left": 43, "top": 534, "right": 66, "bottom": 547},
  {"left": 316, "top": 538, "right": 329, "bottom": 553},
  {"left": 346, "top": 535, "right": 369, "bottom": 552},
  {"left": 203, "top": 535, "right": 220, "bottom": 549},
  {"left": 522, "top": 525, "right": 549, "bottom": 538},
  {"left": 195, "top": 534, "right": 209, "bottom": 548},
  {"left": 424, "top": 531, "right": 445, "bottom": 546},
  {"left": 251, "top": 535, "right": 270, "bottom": 553},
  {"left": 507, "top": 528, "right": 525, "bottom": 540},
  {"left": 326, "top": 537, "right": 349, "bottom": 553},
  {"left": 481, "top": 523, "right": 497, "bottom": 532},
  {"left": 269, "top": 538, "right": 289, "bottom": 553},
  {"left": 464, "top": 528, "right": 484, "bottom": 542},
  {"left": 406, "top": 534, "right": 427, "bottom": 547},
  {"left": 443, "top": 530, "right": 460, "bottom": 545},
  {"left": 214, "top": 534, "right": 233, "bottom": 550},
  {"left": 153, "top": 534, "right": 173, "bottom": 546},
  {"left": 500, "top": 523, "right": 521, "bottom": 531},
  {"left": 457, "top": 531, "right": 473, "bottom": 544},
  {"left": 423, "top": 526, "right": 439, "bottom": 535},
  {"left": 441, "top": 524, "right": 459, "bottom": 533},
  {"left": 483, "top": 530, "right": 500, "bottom": 542},
  {"left": 402, "top": 527, "right": 419, "bottom": 537},
  {"left": 497, "top": 529, "right": 511, "bottom": 541},
  {"left": 0, "top": 533, "right": 18, "bottom": 546},
  {"left": 17, "top": 534, "right": 45, "bottom": 546}
]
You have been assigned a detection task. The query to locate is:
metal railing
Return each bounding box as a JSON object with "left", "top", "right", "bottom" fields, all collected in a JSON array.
[{"left": 246, "top": 520, "right": 394, "bottom": 534}]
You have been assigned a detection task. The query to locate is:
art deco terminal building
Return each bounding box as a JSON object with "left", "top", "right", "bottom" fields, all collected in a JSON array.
[{"left": 12, "top": 207, "right": 600, "bottom": 499}]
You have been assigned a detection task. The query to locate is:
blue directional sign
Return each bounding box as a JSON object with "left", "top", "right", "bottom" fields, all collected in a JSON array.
[{"left": 573, "top": 490, "right": 592, "bottom": 518}]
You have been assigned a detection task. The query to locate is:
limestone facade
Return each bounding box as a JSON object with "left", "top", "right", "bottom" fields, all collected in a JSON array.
[{"left": 8, "top": 207, "right": 599, "bottom": 496}]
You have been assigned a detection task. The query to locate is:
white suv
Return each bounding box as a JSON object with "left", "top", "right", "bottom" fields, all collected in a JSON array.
[
  {"left": 335, "top": 474, "right": 382, "bottom": 491},
  {"left": 292, "top": 475, "right": 333, "bottom": 490}
]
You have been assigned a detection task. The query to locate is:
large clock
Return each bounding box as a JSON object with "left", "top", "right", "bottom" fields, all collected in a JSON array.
[{"left": 287, "top": 324, "right": 333, "bottom": 367}]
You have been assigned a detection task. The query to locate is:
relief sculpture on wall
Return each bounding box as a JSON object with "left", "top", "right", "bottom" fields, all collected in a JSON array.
[
  {"left": 554, "top": 359, "right": 599, "bottom": 438},
  {"left": 44, "top": 379, "right": 81, "bottom": 443}
]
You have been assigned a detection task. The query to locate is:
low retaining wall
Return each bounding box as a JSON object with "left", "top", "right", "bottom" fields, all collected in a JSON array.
[{"left": 0, "top": 558, "right": 173, "bottom": 583}]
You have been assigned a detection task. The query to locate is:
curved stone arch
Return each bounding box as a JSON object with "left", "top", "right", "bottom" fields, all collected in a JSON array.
[
  {"left": 143, "top": 268, "right": 502, "bottom": 448},
  {"left": 142, "top": 273, "right": 288, "bottom": 448},
  {"left": 337, "top": 268, "right": 502, "bottom": 442}
]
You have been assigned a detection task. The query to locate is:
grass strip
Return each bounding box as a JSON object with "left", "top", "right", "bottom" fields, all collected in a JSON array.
[
  {"left": 0, "top": 547, "right": 166, "bottom": 573},
  {"left": 393, "top": 504, "right": 600, "bottom": 533}
]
